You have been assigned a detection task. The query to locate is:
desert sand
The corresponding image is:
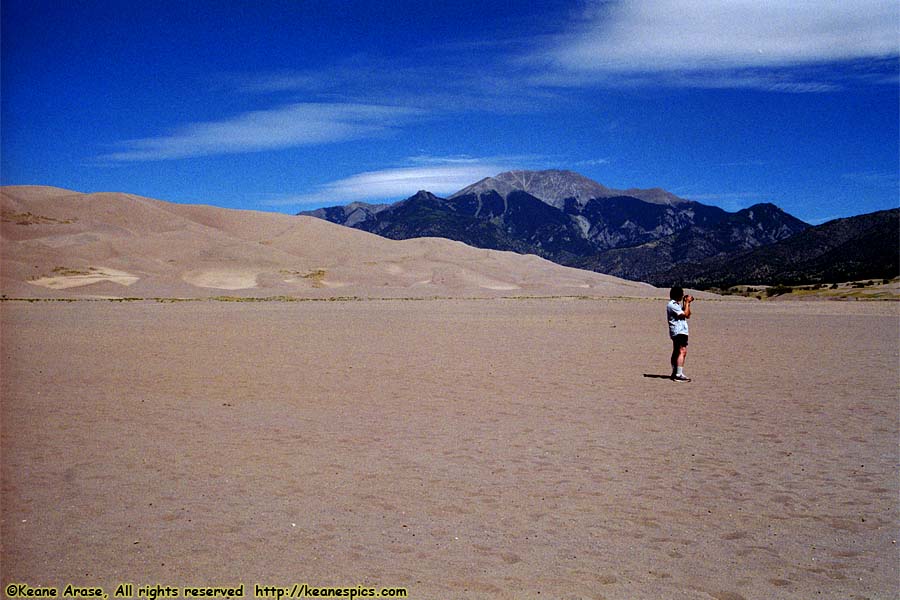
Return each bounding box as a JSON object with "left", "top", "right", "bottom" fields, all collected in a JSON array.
[
  {"left": 1, "top": 186, "right": 898, "bottom": 598},
  {"left": 1, "top": 186, "right": 661, "bottom": 301},
  {"left": 2, "top": 298, "right": 898, "bottom": 599}
]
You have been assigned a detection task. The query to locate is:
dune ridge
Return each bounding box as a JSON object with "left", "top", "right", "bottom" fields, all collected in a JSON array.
[{"left": 1, "top": 186, "right": 663, "bottom": 299}]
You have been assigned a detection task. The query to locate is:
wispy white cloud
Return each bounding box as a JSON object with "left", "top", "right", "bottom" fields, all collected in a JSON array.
[
  {"left": 274, "top": 159, "right": 517, "bottom": 206},
  {"left": 287, "top": 166, "right": 503, "bottom": 205},
  {"left": 230, "top": 5, "right": 899, "bottom": 106},
  {"left": 225, "top": 59, "right": 561, "bottom": 115},
  {"left": 530, "top": 0, "right": 899, "bottom": 90},
  {"left": 406, "top": 154, "right": 490, "bottom": 166},
  {"left": 574, "top": 157, "right": 611, "bottom": 167},
  {"left": 100, "top": 103, "right": 422, "bottom": 161},
  {"left": 407, "top": 153, "right": 548, "bottom": 167},
  {"left": 225, "top": 5, "right": 900, "bottom": 102},
  {"left": 546, "top": 1, "right": 898, "bottom": 72}
]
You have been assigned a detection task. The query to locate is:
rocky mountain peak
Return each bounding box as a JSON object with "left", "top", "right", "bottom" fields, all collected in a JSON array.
[
  {"left": 450, "top": 169, "right": 687, "bottom": 208},
  {"left": 451, "top": 170, "right": 613, "bottom": 209}
]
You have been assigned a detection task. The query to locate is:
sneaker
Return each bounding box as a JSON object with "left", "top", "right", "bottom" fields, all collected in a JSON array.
[{"left": 672, "top": 374, "right": 692, "bottom": 382}]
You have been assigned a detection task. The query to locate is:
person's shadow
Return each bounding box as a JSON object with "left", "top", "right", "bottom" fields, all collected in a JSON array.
[{"left": 642, "top": 374, "right": 672, "bottom": 379}]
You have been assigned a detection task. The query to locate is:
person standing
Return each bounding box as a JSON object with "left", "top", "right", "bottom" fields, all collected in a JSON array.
[{"left": 667, "top": 286, "right": 694, "bottom": 382}]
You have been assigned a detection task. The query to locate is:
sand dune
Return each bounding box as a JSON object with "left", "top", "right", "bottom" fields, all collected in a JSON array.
[{"left": 1, "top": 186, "right": 664, "bottom": 299}]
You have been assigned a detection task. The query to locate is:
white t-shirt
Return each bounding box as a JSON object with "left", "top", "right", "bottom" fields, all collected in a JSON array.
[{"left": 667, "top": 299, "right": 689, "bottom": 338}]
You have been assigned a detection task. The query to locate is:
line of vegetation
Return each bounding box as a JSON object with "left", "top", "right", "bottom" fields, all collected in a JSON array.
[{"left": 705, "top": 277, "right": 898, "bottom": 300}]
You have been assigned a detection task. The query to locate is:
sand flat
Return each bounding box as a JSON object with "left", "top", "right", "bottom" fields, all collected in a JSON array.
[{"left": 1, "top": 298, "right": 897, "bottom": 599}]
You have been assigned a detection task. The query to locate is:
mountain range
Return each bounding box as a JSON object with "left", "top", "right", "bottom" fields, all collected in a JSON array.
[
  {"left": 658, "top": 207, "right": 899, "bottom": 288},
  {"left": 303, "top": 169, "right": 879, "bottom": 288}
]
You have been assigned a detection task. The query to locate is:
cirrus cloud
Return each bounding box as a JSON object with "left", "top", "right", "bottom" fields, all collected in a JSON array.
[
  {"left": 100, "top": 102, "right": 423, "bottom": 161},
  {"left": 544, "top": 0, "right": 898, "bottom": 73},
  {"left": 274, "top": 161, "right": 515, "bottom": 206},
  {"left": 528, "top": 0, "right": 899, "bottom": 91}
]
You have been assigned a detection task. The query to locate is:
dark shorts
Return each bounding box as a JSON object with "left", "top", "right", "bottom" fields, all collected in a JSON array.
[{"left": 672, "top": 334, "right": 689, "bottom": 348}]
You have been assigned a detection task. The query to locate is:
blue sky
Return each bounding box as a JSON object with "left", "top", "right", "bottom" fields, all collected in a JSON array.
[{"left": 2, "top": 0, "right": 898, "bottom": 224}]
